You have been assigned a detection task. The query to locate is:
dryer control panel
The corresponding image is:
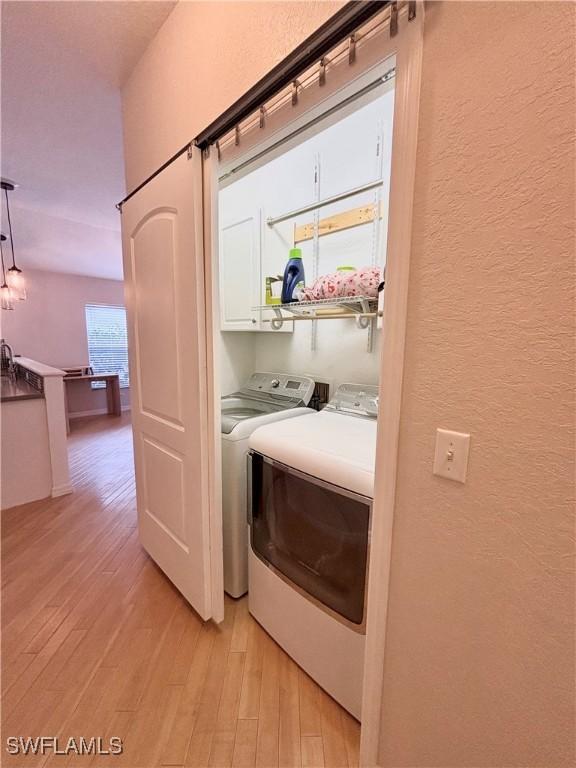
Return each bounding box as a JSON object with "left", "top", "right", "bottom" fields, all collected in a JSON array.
[{"left": 325, "top": 383, "right": 379, "bottom": 419}]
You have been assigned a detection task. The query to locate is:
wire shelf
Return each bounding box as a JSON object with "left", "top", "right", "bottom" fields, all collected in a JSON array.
[
  {"left": 254, "top": 296, "right": 380, "bottom": 351},
  {"left": 255, "top": 295, "right": 378, "bottom": 317}
]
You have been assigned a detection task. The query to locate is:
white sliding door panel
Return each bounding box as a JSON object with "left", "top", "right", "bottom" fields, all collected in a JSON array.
[{"left": 121, "top": 148, "right": 223, "bottom": 623}]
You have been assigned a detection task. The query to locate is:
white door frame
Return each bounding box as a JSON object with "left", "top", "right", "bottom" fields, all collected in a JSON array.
[
  {"left": 360, "top": 5, "right": 424, "bottom": 766},
  {"left": 202, "top": 148, "right": 226, "bottom": 622}
]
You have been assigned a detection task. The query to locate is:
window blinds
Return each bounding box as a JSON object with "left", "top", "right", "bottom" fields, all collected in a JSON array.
[{"left": 85, "top": 304, "right": 129, "bottom": 388}]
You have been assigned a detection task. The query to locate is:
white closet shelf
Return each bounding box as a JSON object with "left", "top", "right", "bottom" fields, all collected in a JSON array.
[{"left": 255, "top": 296, "right": 380, "bottom": 330}]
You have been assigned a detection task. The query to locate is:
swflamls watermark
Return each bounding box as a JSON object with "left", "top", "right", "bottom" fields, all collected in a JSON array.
[{"left": 5, "top": 736, "right": 123, "bottom": 756}]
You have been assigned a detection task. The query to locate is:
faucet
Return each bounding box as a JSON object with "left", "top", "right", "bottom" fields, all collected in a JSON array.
[{"left": 0, "top": 339, "right": 15, "bottom": 379}]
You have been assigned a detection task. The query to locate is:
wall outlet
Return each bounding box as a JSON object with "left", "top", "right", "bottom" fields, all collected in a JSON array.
[{"left": 433, "top": 429, "right": 471, "bottom": 483}]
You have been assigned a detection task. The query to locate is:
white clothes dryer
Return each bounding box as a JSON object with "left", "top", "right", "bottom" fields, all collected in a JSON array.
[{"left": 247, "top": 383, "right": 379, "bottom": 719}]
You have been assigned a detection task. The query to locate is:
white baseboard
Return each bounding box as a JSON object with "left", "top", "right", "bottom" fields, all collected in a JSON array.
[
  {"left": 68, "top": 405, "right": 131, "bottom": 419},
  {"left": 52, "top": 483, "right": 74, "bottom": 497}
]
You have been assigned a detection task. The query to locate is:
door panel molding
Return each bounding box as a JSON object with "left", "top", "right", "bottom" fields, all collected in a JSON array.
[
  {"left": 130, "top": 212, "right": 184, "bottom": 426},
  {"left": 141, "top": 434, "right": 188, "bottom": 550}
]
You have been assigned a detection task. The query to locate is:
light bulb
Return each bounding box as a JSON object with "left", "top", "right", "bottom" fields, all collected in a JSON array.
[
  {"left": 0, "top": 283, "right": 14, "bottom": 310},
  {"left": 6, "top": 266, "right": 26, "bottom": 300}
]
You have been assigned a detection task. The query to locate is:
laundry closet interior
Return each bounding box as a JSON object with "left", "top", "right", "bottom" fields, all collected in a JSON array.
[
  {"left": 217, "top": 80, "right": 394, "bottom": 391},
  {"left": 213, "top": 58, "right": 395, "bottom": 720},
  {"left": 120, "top": 3, "right": 416, "bottom": 741}
]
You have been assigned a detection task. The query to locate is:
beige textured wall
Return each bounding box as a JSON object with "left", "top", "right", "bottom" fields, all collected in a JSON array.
[
  {"left": 121, "top": 0, "right": 345, "bottom": 189},
  {"left": 378, "top": 3, "right": 575, "bottom": 766},
  {"left": 120, "top": 1, "right": 575, "bottom": 765}
]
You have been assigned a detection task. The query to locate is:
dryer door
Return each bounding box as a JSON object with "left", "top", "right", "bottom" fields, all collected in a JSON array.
[{"left": 249, "top": 453, "right": 370, "bottom": 627}]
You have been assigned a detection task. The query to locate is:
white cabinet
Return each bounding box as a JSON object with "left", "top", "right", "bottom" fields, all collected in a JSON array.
[
  {"left": 219, "top": 210, "right": 293, "bottom": 333},
  {"left": 219, "top": 214, "right": 260, "bottom": 331}
]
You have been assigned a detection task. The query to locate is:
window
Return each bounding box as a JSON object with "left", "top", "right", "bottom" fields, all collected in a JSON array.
[{"left": 85, "top": 304, "right": 129, "bottom": 388}]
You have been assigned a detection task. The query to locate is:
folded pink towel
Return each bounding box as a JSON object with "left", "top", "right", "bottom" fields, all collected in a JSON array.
[{"left": 300, "top": 266, "right": 381, "bottom": 301}]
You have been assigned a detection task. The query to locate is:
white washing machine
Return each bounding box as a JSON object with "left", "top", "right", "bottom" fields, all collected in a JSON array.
[
  {"left": 247, "top": 383, "right": 379, "bottom": 720},
  {"left": 221, "top": 372, "right": 315, "bottom": 598}
]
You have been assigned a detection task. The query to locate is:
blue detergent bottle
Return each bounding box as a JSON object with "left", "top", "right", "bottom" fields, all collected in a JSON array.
[{"left": 281, "top": 248, "right": 305, "bottom": 303}]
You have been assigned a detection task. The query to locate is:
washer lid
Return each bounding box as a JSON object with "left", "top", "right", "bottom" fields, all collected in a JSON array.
[
  {"left": 221, "top": 394, "right": 296, "bottom": 434},
  {"left": 222, "top": 406, "right": 315, "bottom": 442},
  {"left": 248, "top": 410, "right": 378, "bottom": 498}
]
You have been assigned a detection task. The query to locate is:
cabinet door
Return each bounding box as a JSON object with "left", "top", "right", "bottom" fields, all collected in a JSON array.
[
  {"left": 121, "top": 148, "right": 224, "bottom": 623},
  {"left": 219, "top": 215, "right": 259, "bottom": 330}
]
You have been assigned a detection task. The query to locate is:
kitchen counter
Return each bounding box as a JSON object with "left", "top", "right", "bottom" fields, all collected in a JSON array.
[
  {"left": 1, "top": 375, "right": 44, "bottom": 402},
  {"left": 1, "top": 357, "right": 72, "bottom": 510}
]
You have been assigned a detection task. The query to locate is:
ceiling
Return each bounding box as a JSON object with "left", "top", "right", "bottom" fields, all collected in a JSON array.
[{"left": 0, "top": 0, "right": 177, "bottom": 280}]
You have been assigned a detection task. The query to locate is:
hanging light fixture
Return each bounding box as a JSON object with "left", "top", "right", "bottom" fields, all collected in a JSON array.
[
  {"left": 0, "top": 234, "right": 14, "bottom": 311},
  {"left": 1, "top": 179, "right": 26, "bottom": 300}
]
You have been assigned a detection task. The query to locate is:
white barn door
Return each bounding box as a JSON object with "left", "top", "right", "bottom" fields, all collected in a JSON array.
[{"left": 121, "top": 147, "right": 224, "bottom": 623}]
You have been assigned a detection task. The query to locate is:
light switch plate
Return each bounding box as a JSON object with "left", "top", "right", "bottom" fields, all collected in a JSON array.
[{"left": 433, "top": 429, "right": 471, "bottom": 483}]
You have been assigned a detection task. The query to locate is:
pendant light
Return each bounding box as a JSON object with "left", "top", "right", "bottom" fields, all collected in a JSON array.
[
  {"left": 0, "top": 234, "right": 14, "bottom": 310},
  {"left": 1, "top": 179, "right": 26, "bottom": 300}
]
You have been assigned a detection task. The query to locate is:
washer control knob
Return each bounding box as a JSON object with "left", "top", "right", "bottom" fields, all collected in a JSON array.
[{"left": 271, "top": 379, "right": 280, "bottom": 388}]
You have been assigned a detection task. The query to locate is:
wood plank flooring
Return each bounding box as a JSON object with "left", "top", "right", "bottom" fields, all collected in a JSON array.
[{"left": 1, "top": 414, "right": 360, "bottom": 767}]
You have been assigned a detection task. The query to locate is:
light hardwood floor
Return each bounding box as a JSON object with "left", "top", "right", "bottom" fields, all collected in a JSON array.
[{"left": 1, "top": 414, "right": 360, "bottom": 767}]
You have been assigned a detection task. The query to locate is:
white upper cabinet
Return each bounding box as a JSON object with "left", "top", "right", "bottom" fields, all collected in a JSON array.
[{"left": 219, "top": 214, "right": 260, "bottom": 330}]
